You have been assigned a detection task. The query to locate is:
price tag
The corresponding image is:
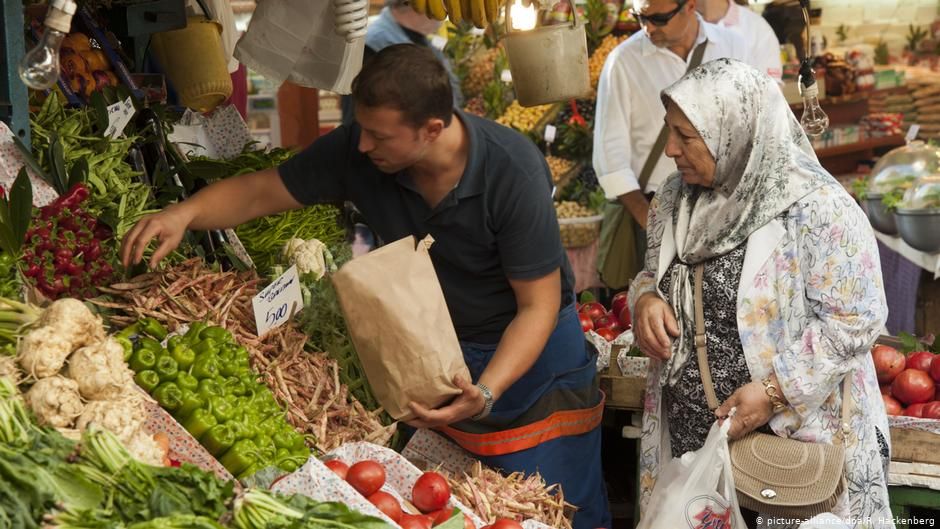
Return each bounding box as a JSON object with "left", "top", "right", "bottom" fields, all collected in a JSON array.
[
  {"left": 430, "top": 35, "right": 447, "bottom": 50},
  {"left": 252, "top": 265, "right": 304, "bottom": 336},
  {"left": 544, "top": 124, "right": 557, "bottom": 143},
  {"left": 500, "top": 69, "right": 513, "bottom": 83},
  {"left": 105, "top": 96, "right": 135, "bottom": 139},
  {"left": 907, "top": 124, "right": 920, "bottom": 143}
]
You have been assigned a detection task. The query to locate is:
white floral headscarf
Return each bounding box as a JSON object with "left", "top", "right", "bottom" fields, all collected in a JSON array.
[{"left": 656, "top": 58, "right": 835, "bottom": 386}]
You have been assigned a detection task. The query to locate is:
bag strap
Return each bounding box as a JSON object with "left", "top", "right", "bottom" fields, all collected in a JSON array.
[
  {"left": 637, "top": 40, "right": 709, "bottom": 190},
  {"left": 692, "top": 263, "right": 855, "bottom": 445}
]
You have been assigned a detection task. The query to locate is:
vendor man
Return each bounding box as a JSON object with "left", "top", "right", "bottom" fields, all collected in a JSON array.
[{"left": 121, "top": 45, "right": 611, "bottom": 529}]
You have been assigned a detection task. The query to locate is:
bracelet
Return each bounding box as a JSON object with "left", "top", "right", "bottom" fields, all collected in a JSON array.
[{"left": 762, "top": 378, "right": 787, "bottom": 413}]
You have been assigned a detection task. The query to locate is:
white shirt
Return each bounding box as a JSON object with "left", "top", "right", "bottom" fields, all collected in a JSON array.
[
  {"left": 715, "top": 2, "right": 783, "bottom": 81},
  {"left": 593, "top": 18, "right": 750, "bottom": 197}
]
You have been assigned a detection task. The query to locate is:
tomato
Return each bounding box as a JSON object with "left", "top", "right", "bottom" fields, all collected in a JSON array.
[
  {"left": 346, "top": 460, "right": 386, "bottom": 497},
  {"left": 368, "top": 491, "right": 403, "bottom": 522},
  {"left": 579, "top": 302, "right": 606, "bottom": 323},
  {"left": 924, "top": 401, "right": 940, "bottom": 420},
  {"left": 880, "top": 385, "right": 892, "bottom": 397},
  {"left": 578, "top": 312, "right": 594, "bottom": 333},
  {"left": 400, "top": 514, "right": 434, "bottom": 529},
  {"left": 323, "top": 459, "right": 349, "bottom": 479},
  {"left": 490, "top": 520, "right": 524, "bottom": 529},
  {"left": 618, "top": 306, "right": 632, "bottom": 329},
  {"left": 595, "top": 328, "right": 617, "bottom": 341},
  {"left": 427, "top": 510, "right": 452, "bottom": 526},
  {"left": 610, "top": 292, "right": 629, "bottom": 319},
  {"left": 930, "top": 356, "right": 940, "bottom": 383},
  {"left": 882, "top": 395, "right": 902, "bottom": 415},
  {"left": 412, "top": 471, "right": 451, "bottom": 513},
  {"left": 907, "top": 351, "right": 936, "bottom": 372},
  {"left": 892, "top": 369, "right": 936, "bottom": 405},
  {"left": 872, "top": 344, "right": 905, "bottom": 384},
  {"left": 906, "top": 403, "right": 927, "bottom": 417}
]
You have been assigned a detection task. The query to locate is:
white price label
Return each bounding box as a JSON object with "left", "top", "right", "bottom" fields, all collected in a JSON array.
[
  {"left": 252, "top": 265, "right": 304, "bottom": 336},
  {"left": 500, "top": 69, "right": 513, "bottom": 83},
  {"left": 544, "top": 124, "right": 557, "bottom": 143},
  {"left": 430, "top": 35, "right": 447, "bottom": 50},
  {"left": 105, "top": 96, "right": 135, "bottom": 139},
  {"left": 907, "top": 124, "right": 920, "bottom": 142}
]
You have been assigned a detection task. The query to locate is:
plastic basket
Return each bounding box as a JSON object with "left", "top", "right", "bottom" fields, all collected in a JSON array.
[{"left": 558, "top": 214, "right": 603, "bottom": 248}]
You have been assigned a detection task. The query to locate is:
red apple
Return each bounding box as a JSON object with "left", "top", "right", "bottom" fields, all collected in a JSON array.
[
  {"left": 872, "top": 344, "right": 906, "bottom": 384},
  {"left": 618, "top": 306, "right": 632, "bottom": 329},
  {"left": 908, "top": 351, "right": 936, "bottom": 372},
  {"left": 610, "top": 291, "right": 629, "bottom": 319},
  {"left": 596, "top": 328, "right": 617, "bottom": 341},
  {"left": 579, "top": 302, "right": 606, "bottom": 323},
  {"left": 930, "top": 355, "right": 940, "bottom": 383},
  {"left": 594, "top": 314, "right": 622, "bottom": 334},
  {"left": 906, "top": 403, "right": 928, "bottom": 418},
  {"left": 923, "top": 401, "right": 940, "bottom": 420},
  {"left": 578, "top": 312, "right": 594, "bottom": 333},
  {"left": 882, "top": 395, "right": 902, "bottom": 415}
]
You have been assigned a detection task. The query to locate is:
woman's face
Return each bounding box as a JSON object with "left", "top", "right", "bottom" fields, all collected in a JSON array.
[{"left": 664, "top": 101, "right": 716, "bottom": 188}]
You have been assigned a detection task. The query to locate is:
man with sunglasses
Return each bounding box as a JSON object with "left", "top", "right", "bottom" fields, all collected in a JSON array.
[
  {"left": 593, "top": 0, "right": 751, "bottom": 290},
  {"left": 697, "top": 0, "right": 782, "bottom": 81}
]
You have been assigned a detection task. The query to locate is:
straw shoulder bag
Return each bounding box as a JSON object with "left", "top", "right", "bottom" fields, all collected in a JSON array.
[{"left": 692, "top": 264, "right": 849, "bottom": 518}]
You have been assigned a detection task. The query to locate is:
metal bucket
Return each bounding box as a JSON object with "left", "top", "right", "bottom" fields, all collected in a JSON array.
[{"left": 501, "top": 0, "right": 591, "bottom": 107}]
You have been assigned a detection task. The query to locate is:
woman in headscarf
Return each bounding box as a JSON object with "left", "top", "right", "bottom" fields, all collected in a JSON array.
[{"left": 628, "top": 58, "right": 892, "bottom": 528}]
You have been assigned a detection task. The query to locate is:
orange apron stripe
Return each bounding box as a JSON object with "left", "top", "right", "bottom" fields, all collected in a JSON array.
[{"left": 439, "top": 393, "right": 606, "bottom": 456}]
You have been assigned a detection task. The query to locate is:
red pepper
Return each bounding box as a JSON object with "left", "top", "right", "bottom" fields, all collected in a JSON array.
[
  {"left": 93, "top": 224, "right": 112, "bottom": 240},
  {"left": 56, "top": 183, "right": 90, "bottom": 210},
  {"left": 24, "top": 264, "right": 40, "bottom": 278}
]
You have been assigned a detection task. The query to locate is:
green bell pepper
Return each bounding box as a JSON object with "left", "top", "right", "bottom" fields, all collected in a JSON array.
[
  {"left": 272, "top": 428, "right": 298, "bottom": 451},
  {"left": 183, "top": 409, "right": 217, "bottom": 440},
  {"left": 229, "top": 418, "right": 256, "bottom": 441},
  {"left": 129, "top": 348, "right": 157, "bottom": 373},
  {"left": 155, "top": 354, "right": 179, "bottom": 382},
  {"left": 191, "top": 355, "right": 219, "bottom": 380},
  {"left": 140, "top": 317, "right": 168, "bottom": 340},
  {"left": 175, "top": 371, "right": 199, "bottom": 392},
  {"left": 184, "top": 322, "right": 208, "bottom": 343},
  {"left": 208, "top": 396, "right": 235, "bottom": 423},
  {"left": 175, "top": 390, "right": 205, "bottom": 421},
  {"left": 197, "top": 379, "right": 222, "bottom": 402},
  {"left": 277, "top": 458, "right": 300, "bottom": 474},
  {"left": 292, "top": 434, "right": 309, "bottom": 453},
  {"left": 199, "top": 326, "right": 231, "bottom": 343},
  {"left": 201, "top": 424, "right": 236, "bottom": 455},
  {"left": 138, "top": 336, "right": 164, "bottom": 353},
  {"left": 223, "top": 378, "right": 247, "bottom": 397},
  {"left": 192, "top": 338, "right": 218, "bottom": 357},
  {"left": 153, "top": 382, "right": 183, "bottom": 411},
  {"left": 237, "top": 462, "right": 263, "bottom": 481},
  {"left": 169, "top": 343, "right": 196, "bottom": 370},
  {"left": 134, "top": 370, "right": 160, "bottom": 393},
  {"left": 116, "top": 323, "right": 140, "bottom": 339},
  {"left": 167, "top": 335, "right": 183, "bottom": 351},
  {"left": 220, "top": 439, "right": 256, "bottom": 475},
  {"left": 253, "top": 435, "right": 276, "bottom": 460},
  {"left": 115, "top": 336, "right": 134, "bottom": 361}
]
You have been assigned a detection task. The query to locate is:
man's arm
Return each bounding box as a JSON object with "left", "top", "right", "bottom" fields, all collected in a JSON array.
[
  {"left": 593, "top": 48, "right": 649, "bottom": 227},
  {"left": 406, "top": 270, "right": 561, "bottom": 428},
  {"left": 121, "top": 168, "right": 302, "bottom": 267}
]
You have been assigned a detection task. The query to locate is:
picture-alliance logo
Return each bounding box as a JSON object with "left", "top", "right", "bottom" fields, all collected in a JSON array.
[{"left": 684, "top": 495, "right": 734, "bottom": 529}]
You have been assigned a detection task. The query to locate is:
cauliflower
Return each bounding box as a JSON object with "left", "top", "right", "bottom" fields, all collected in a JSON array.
[
  {"left": 126, "top": 429, "right": 166, "bottom": 466},
  {"left": 26, "top": 375, "right": 84, "bottom": 428},
  {"left": 76, "top": 392, "right": 147, "bottom": 444},
  {"left": 283, "top": 238, "right": 335, "bottom": 280},
  {"left": 68, "top": 337, "right": 133, "bottom": 400},
  {"left": 38, "top": 298, "right": 105, "bottom": 349},
  {"left": 17, "top": 326, "right": 75, "bottom": 378}
]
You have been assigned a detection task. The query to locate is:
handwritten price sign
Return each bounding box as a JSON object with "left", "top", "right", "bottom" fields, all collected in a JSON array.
[{"left": 252, "top": 265, "right": 303, "bottom": 336}]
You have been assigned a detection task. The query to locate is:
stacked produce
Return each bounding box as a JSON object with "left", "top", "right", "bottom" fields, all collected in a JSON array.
[
  {"left": 588, "top": 34, "right": 628, "bottom": 91},
  {"left": 496, "top": 101, "right": 555, "bottom": 133},
  {"left": 554, "top": 201, "right": 602, "bottom": 248},
  {"left": 4, "top": 298, "right": 165, "bottom": 464},
  {"left": 125, "top": 319, "right": 310, "bottom": 477},
  {"left": 448, "top": 461, "right": 574, "bottom": 529},
  {"left": 463, "top": 47, "right": 503, "bottom": 99},
  {"left": 23, "top": 183, "right": 115, "bottom": 299},
  {"left": 577, "top": 291, "right": 631, "bottom": 342},
  {"left": 546, "top": 156, "right": 575, "bottom": 187},
  {"left": 872, "top": 336, "right": 940, "bottom": 418},
  {"left": 60, "top": 32, "right": 120, "bottom": 98},
  {"left": 0, "top": 386, "right": 392, "bottom": 529}
]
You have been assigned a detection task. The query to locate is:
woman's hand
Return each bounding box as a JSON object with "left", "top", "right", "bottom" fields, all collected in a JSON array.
[
  {"left": 634, "top": 293, "right": 679, "bottom": 360},
  {"left": 716, "top": 381, "right": 774, "bottom": 440},
  {"left": 405, "top": 376, "right": 485, "bottom": 429}
]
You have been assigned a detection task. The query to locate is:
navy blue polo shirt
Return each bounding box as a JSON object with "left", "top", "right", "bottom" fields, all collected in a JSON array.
[{"left": 278, "top": 110, "right": 575, "bottom": 344}]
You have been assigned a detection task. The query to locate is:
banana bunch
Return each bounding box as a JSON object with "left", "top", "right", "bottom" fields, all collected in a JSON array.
[{"left": 410, "top": 0, "right": 499, "bottom": 29}]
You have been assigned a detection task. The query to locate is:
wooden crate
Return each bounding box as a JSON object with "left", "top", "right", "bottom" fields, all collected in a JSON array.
[
  {"left": 600, "top": 346, "right": 646, "bottom": 410},
  {"left": 890, "top": 428, "right": 940, "bottom": 466}
]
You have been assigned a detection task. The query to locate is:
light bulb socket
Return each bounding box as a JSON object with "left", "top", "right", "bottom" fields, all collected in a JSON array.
[
  {"left": 44, "top": 0, "right": 76, "bottom": 33},
  {"left": 798, "top": 58, "right": 817, "bottom": 89}
]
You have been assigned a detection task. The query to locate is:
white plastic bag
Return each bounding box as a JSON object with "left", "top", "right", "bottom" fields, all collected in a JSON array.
[{"left": 637, "top": 419, "right": 747, "bottom": 529}]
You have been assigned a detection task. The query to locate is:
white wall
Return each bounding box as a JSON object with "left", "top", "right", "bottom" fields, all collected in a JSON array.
[{"left": 809, "top": 0, "right": 939, "bottom": 55}]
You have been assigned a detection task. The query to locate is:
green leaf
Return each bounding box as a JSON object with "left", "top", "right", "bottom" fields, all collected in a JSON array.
[
  {"left": 11, "top": 135, "right": 49, "bottom": 183},
  {"left": 898, "top": 332, "right": 922, "bottom": 353},
  {"left": 579, "top": 290, "right": 595, "bottom": 303},
  {"left": 69, "top": 157, "right": 89, "bottom": 189},
  {"left": 89, "top": 92, "right": 109, "bottom": 133},
  {"left": 49, "top": 136, "right": 68, "bottom": 195},
  {"left": 10, "top": 169, "right": 33, "bottom": 252}
]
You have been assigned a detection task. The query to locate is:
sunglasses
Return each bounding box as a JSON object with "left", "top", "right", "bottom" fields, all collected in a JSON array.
[{"left": 632, "top": 0, "right": 688, "bottom": 27}]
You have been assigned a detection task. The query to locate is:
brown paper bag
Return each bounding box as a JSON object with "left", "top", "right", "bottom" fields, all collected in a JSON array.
[{"left": 331, "top": 235, "right": 470, "bottom": 420}]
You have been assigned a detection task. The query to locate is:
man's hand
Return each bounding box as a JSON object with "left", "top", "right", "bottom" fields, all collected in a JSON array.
[
  {"left": 634, "top": 292, "right": 679, "bottom": 360},
  {"left": 406, "top": 375, "right": 485, "bottom": 429},
  {"left": 618, "top": 190, "right": 650, "bottom": 230},
  {"left": 716, "top": 381, "right": 774, "bottom": 440},
  {"left": 121, "top": 204, "right": 193, "bottom": 269}
]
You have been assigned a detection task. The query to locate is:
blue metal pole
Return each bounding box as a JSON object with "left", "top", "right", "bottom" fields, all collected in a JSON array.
[{"left": 0, "top": 0, "right": 30, "bottom": 148}]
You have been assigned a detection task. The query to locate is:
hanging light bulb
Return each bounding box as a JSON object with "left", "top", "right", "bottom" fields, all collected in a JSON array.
[
  {"left": 799, "top": 61, "right": 829, "bottom": 138},
  {"left": 509, "top": 0, "right": 538, "bottom": 31},
  {"left": 18, "top": 0, "right": 77, "bottom": 90}
]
